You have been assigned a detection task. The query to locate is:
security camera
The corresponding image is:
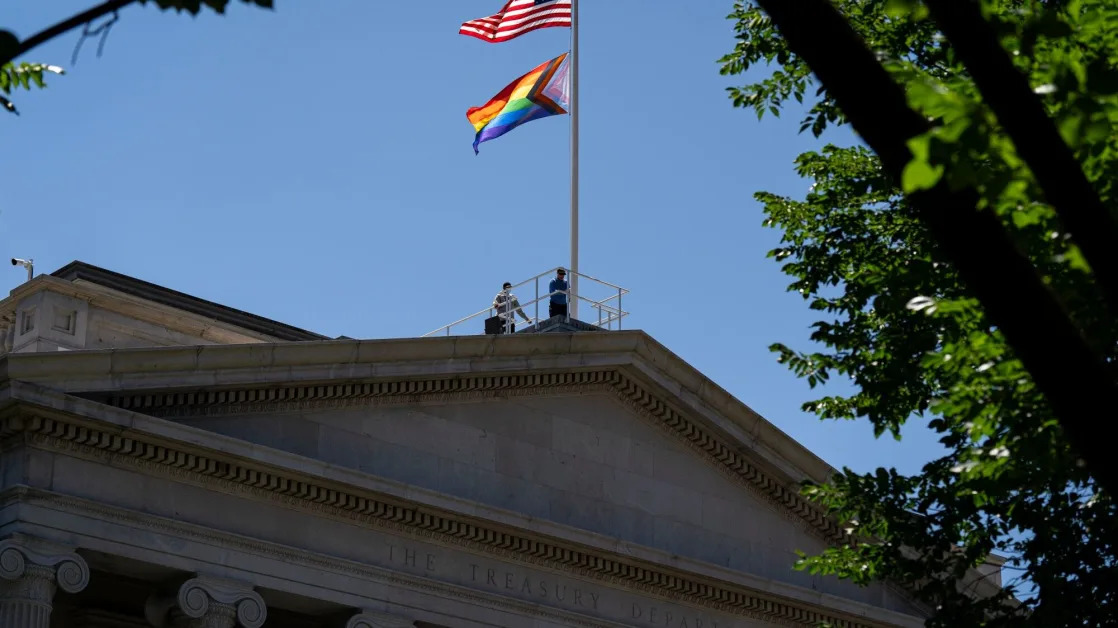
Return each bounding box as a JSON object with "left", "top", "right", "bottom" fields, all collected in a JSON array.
[{"left": 10, "top": 258, "right": 33, "bottom": 282}]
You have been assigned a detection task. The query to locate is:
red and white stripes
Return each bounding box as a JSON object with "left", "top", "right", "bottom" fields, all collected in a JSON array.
[{"left": 459, "top": 0, "right": 572, "bottom": 43}]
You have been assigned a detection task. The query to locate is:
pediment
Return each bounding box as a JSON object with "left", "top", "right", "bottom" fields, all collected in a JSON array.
[
  {"left": 84, "top": 368, "right": 840, "bottom": 545},
  {"left": 0, "top": 333, "right": 927, "bottom": 622}
]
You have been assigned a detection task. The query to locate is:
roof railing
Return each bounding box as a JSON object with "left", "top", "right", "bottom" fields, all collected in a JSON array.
[{"left": 422, "top": 267, "right": 630, "bottom": 337}]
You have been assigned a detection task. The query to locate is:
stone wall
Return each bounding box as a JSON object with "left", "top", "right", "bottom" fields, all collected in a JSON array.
[
  {"left": 177, "top": 392, "right": 919, "bottom": 616},
  {"left": 0, "top": 278, "right": 280, "bottom": 357},
  {"left": 8, "top": 447, "right": 761, "bottom": 627},
  {"left": 0, "top": 376, "right": 926, "bottom": 627}
]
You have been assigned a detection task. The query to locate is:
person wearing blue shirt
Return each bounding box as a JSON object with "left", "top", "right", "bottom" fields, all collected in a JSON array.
[{"left": 548, "top": 268, "right": 569, "bottom": 318}]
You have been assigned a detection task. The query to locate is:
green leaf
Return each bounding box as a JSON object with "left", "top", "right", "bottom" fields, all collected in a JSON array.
[
  {"left": 901, "top": 135, "right": 945, "bottom": 192},
  {"left": 1061, "top": 244, "right": 1092, "bottom": 273},
  {"left": 884, "top": 0, "right": 919, "bottom": 18},
  {"left": 726, "top": 0, "right": 1118, "bottom": 623},
  {"left": 1083, "top": 117, "right": 1110, "bottom": 144}
]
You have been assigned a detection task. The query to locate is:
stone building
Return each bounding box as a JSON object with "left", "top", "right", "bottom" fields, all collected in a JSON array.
[{"left": 0, "top": 261, "right": 986, "bottom": 627}]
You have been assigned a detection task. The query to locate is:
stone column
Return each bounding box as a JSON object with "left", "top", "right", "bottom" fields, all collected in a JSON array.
[
  {"left": 0, "top": 537, "right": 91, "bottom": 627},
  {"left": 145, "top": 576, "right": 266, "bottom": 628},
  {"left": 344, "top": 610, "right": 414, "bottom": 628}
]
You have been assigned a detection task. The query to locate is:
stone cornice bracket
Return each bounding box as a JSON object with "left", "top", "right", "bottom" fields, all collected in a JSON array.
[
  {"left": 0, "top": 536, "right": 91, "bottom": 596},
  {"left": 345, "top": 610, "right": 415, "bottom": 628},
  {"left": 145, "top": 576, "right": 266, "bottom": 628}
]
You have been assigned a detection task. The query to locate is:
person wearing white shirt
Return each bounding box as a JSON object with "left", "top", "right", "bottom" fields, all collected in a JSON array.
[{"left": 492, "top": 282, "right": 531, "bottom": 333}]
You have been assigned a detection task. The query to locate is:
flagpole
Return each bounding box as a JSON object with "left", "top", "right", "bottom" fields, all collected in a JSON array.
[{"left": 569, "top": 0, "right": 580, "bottom": 319}]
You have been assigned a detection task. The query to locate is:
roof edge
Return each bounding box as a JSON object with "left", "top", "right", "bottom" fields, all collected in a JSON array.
[
  {"left": 49, "top": 261, "right": 329, "bottom": 342},
  {"left": 3, "top": 380, "right": 926, "bottom": 628},
  {"left": 1, "top": 331, "right": 835, "bottom": 484}
]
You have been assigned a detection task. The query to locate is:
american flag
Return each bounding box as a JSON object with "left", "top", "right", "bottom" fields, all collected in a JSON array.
[{"left": 459, "top": 0, "right": 572, "bottom": 43}]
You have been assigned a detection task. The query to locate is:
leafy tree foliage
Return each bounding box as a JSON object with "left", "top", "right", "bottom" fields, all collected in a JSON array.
[
  {"left": 0, "top": 61, "right": 64, "bottom": 115},
  {"left": 721, "top": 1, "right": 1118, "bottom": 625}
]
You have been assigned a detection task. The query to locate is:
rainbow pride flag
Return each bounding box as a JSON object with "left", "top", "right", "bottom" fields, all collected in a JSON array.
[{"left": 467, "top": 53, "right": 570, "bottom": 154}]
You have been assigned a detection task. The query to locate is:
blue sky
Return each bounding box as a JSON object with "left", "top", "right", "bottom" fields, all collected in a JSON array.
[{"left": 2, "top": 1, "right": 943, "bottom": 475}]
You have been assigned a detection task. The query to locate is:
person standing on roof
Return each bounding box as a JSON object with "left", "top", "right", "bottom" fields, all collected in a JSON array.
[
  {"left": 493, "top": 282, "right": 531, "bottom": 333},
  {"left": 548, "top": 268, "right": 569, "bottom": 319}
]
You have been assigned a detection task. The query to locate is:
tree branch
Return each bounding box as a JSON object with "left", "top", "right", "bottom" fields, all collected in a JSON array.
[
  {"left": 924, "top": 0, "right": 1118, "bottom": 321},
  {"left": 3, "top": 0, "right": 136, "bottom": 67},
  {"left": 748, "top": 0, "right": 1118, "bottom": 500}
]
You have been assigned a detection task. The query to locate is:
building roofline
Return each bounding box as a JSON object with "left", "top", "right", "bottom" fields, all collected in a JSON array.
[
  {"left": 0, "top": 380, "right": 926, "bottom": 628},
  {"left": 50, "top": 261, "right": 330, "bottom": 342},
  {"left": 0, "top": 330, "right": 837, "bottom": 487}
]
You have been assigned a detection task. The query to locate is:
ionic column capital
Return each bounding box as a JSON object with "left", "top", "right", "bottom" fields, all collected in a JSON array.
[
  {"left": 146, "top": 576, "right": 266, "bottom": 628},
  {"left": 0, "top": 537, "right": 90, "bottom": 596},
  {"left": 0, "top": 537, "right": 90, "bottom": 627}
]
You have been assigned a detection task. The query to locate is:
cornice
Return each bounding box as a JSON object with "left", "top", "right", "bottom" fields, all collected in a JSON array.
[
  {"left": 1, "top": 411, "right": 902, "bottom": 628},
  {"left": 0, "top": 332, "right": 836, "bottom": 485},
  {"left": 9, "top": 487, "right": 640, "bottom": 628},
  {"left": 92, "top": 369, "right": 842, "bottom": 542}
]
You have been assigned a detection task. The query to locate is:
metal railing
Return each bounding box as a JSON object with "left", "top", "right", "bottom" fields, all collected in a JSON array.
[{"left": 422, "top": 267, "right": 630, "bottom": 337}]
